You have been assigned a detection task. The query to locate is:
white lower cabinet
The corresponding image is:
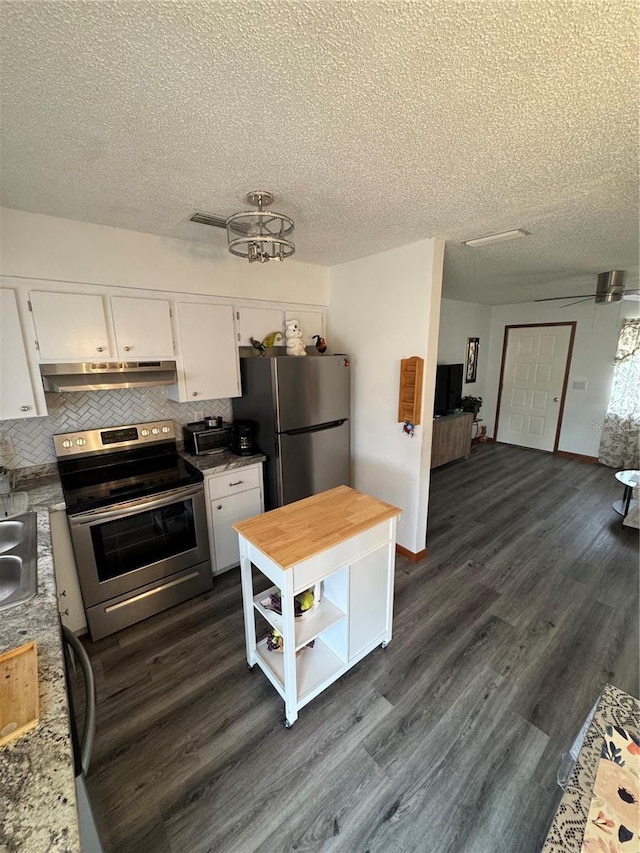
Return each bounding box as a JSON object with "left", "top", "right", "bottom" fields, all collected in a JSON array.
[
  {"left": 348, "top": 545, "right": 392, "bottom": 660},
  {"left": 49, "top": 510, "right": 87, "bottom": 634},
  {"left": 205, "top": 463, "right": 264, "bottom": 575}
]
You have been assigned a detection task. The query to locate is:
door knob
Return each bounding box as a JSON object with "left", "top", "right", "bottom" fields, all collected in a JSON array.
[{"left": 217, "top": 505, "right": 222, "bottom": 510}]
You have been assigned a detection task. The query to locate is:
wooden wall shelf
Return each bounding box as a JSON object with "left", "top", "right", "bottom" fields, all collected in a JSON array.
[{"left": 398, "top": 356, "right": 424, "bottom": 425}]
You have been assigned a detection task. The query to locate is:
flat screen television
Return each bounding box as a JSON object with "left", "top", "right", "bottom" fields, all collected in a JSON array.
[{"left": 434, "top": 363, "right": 463, "bottom": 416}]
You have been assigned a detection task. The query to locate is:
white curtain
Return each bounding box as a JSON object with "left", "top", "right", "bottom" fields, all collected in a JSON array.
[{"left": 598, "top": 318, "right": 640, "bottom": 469}]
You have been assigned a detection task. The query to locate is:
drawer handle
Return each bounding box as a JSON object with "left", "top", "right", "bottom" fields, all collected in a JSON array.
[
  {"left": 229, "top": 480, "right": 244, "bottom": 486},
  {"left": 123, "top": 345, "right": 132, "bottom": 352},
  {"left": 217, "top": 504, "right": 222, "bottom": 510},
  {"left": 20, "top": 405, "right": 30, "bottom": 411}
]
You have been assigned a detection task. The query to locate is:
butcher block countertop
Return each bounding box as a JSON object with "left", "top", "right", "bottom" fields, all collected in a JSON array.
[{"left": 234, "top": 485, "right": 401, "bottom": 569}]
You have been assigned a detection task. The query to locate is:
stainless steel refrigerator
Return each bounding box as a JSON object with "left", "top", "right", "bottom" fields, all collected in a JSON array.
[{"left": 232, "top": 355, "right": 351, "bottom": 510}]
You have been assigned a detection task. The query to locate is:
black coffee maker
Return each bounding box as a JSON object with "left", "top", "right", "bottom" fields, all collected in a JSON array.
[{"left": 231, "top": 421, "right": 256, "bottom": 456}]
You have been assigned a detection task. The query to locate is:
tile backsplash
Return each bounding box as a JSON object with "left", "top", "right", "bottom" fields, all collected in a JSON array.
[{"left": 0, "top": 388, "right": 231, "bottom": 469}]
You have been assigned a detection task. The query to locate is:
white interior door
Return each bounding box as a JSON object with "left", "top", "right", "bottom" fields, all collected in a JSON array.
[{"left": 496, "top": 325, "right": 573, "bottom": 452}]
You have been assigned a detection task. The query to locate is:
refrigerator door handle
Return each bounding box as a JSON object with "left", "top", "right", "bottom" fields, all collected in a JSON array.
[{"left": 283, "top": 419, "right": 347, "bottom": 436}]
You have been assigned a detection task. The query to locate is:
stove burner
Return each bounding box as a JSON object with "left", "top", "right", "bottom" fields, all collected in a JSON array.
[{"left": 54, "top": 421, "right": 203, "bottom": 515}]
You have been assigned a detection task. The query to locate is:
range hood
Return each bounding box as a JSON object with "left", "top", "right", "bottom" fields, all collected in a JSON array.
[{"left": 40, "top": 361, "right": 178, "bottom": 393}]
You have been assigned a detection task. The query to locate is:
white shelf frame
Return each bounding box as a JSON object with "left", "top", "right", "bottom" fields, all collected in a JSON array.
[{"left": 238, "top": 515, "right": 398, "bottom": 727}]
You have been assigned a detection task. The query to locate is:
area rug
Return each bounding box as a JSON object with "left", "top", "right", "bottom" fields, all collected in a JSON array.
[{"left": 581, "top": 724, "right": 640, "bottom": 852}]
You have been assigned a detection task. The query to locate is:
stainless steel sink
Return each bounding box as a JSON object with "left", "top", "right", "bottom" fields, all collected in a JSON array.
[
  {"left": 0, "top": 519, "right": 25, "bottom": 553},
  {"left": 0, "top": 512, "right": 37, "bottom": 610}
]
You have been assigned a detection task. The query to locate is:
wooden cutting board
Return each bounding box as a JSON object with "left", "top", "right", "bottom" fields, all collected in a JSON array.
[{"left": 0, "top": 641, "right": 39, "bottom": 747}]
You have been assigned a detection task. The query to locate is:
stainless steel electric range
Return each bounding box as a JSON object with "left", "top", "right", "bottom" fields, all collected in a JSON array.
[{"left": 54, "top": 420, "right": 212, "bottom": 641}]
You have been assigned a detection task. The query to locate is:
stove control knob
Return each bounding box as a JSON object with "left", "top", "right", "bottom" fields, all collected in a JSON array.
[
  {"left": 62, "top": 439, "right": 73, "bottom": 449},
  {"left": 161, "top": 426, "right": 171, "bottom": 434},
  {"left": 151, "top": 427, "right": 160, "bottom": 435},
  {"left": 140, "top": 429, "right": 150, "bottom": 437},
  {"left": 75, "top": 438, "right": 87, "bottom": 447}
]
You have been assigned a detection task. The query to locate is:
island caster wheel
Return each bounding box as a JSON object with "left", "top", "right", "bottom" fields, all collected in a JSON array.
[
  {"left": 248, "top": 663, "right": 255, "bottom": 670},
  {"left": 381, "top": 641, "right": 388, "bottom": 649},
  {"left": 284, "top": 719, "right": 293, "bottom": 729}
]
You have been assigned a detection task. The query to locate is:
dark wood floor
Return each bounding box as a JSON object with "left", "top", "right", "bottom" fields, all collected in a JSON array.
[{"left": 79, "top": 443, "right": 639, "bottom": 853}]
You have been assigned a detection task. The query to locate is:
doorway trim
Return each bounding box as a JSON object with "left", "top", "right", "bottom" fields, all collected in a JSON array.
[{"left": 494, "top": 322, "right": 577, "bottom": 453}]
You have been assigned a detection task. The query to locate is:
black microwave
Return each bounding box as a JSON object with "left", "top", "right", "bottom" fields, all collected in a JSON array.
[{"left": 183, "top": 422, "right": 232, "bottom": 456}]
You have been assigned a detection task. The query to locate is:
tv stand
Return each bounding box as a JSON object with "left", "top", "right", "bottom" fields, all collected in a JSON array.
[{"left": 431, "top": 412, "right": 474, "bottom": 468}]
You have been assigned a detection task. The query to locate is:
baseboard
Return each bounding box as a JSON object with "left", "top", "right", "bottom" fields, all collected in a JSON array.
[
  {"left": 485, "top": 436, "right": 497, "bottom": 443},
  {"left": 554, "top": 450, "right": 599, "bottom": 464},
  {"left": 396, "top": 544, "right": 428, "bottom": 563}
]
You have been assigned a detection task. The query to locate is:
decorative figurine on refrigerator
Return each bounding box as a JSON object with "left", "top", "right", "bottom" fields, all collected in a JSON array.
[
  {"left": 285, "top": 319, "right": 307, "bottom": 356},
  {"left": 312, "top": 334, "right": 327, "bottom": 353}
]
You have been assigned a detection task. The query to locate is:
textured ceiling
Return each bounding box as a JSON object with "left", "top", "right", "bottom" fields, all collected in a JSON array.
[{"left": 0, "top": 0, "right": 638, "bottom": 304}]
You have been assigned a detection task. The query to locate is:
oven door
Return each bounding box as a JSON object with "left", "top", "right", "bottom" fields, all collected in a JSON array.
[{"left": 68, "top": 484, "right": 210, "bottom": 607}]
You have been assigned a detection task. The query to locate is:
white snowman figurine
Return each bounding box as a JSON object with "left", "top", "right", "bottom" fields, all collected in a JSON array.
[{"left": 285, "top": 319, "right": 307, "bottom": 356}]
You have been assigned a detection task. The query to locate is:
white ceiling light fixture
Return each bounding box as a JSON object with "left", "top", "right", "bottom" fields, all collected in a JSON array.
[
  {"left": 227, "top": 190, "right": 295, "bottom": 263},
  {"left": 463, "top": 228, "right": 530, "bottom": 248},
  {"left": 190, "top": 189, "right": 295, "bottom": 263}
]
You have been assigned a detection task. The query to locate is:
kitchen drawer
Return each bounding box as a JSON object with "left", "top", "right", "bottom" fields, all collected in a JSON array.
[{"left": 207, "top": 465, "right": 262, "bottom": 500}]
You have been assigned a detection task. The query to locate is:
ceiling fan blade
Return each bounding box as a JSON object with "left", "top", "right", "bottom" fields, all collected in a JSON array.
[{"left": 534, "top": 294, "right": 595, "bottom": 302}]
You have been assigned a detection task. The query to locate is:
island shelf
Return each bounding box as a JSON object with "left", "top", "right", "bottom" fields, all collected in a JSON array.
[{"left": 234, "top": 486, "right": 401, "bottom": 727}]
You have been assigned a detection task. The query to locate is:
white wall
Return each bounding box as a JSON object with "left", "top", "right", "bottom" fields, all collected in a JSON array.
[
  {"left": 437, "top": 298, "right": 493, "bottom": 402},
  {"left": 0, "top": 207, "right": 328, "bottom": 305},
  {"left": 483, "top": 300, "right": 640, "bottom": 457},
  {"left": 328, "top": 238, "right": 445, "bottom": 554}
]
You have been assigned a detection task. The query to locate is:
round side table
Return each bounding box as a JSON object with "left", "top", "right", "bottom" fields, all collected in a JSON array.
[{"left": 613, "top": 469, "right": 640, "bottom": 523}]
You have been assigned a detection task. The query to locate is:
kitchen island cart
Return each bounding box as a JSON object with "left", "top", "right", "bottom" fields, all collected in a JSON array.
[{"left": 234, "top": 485, "right": 401, "bottom": 726}]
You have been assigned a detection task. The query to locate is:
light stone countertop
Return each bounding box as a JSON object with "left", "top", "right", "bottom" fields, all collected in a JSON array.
[
  {"left": 179, "top": 448, "right": 266, "bottom": 474},
  {"left": 0, "top": 453, "right": 264, "bottom": 852},
  {"left": 0, "top": 474, "right": 79, "bottom": 853}
]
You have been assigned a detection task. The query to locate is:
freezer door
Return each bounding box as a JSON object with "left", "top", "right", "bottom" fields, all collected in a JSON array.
[
  {"left": 277, "top": 419, "right": 350, "bottom": 506},
  {"left": 274, "top": 356, "right": 350, "bottom": 433}
]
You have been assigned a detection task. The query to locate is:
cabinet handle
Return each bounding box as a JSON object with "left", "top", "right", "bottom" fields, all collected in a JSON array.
[
  {"left": 192, "top": 391, "right": 198, "bottom": 397},
  {"left": 20, "top": 405, "right": 30, "bottom": 411},
  {"left": 229, "top": 480, "right": 243, "bottom": 486},
  {"left": 123, "top": 346, "right": 132, "bottom": 352},
  {"left": 96, "top": 346, "right": 104, "bottom": 352},
  {"left": 217, "top": 505, "right": 222, "bottom": 510}
]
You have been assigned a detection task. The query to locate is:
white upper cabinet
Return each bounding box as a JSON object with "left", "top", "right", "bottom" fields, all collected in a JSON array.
[
  {"left": 285, "top": 310, "right": 325, "bottom": 349},
  {"left": 237, "top": 306, "right": 284, "bottom": 346},
  {"left": 0, "top": 289, "right": 39, "bottom": 419},
  {"left": 30, "top": 290, "right": 111, "bottom": 360},
  {"left": 111, "top": 296, "right": 174, "bottom": 359},
  {"left": 168, "top": 301, "right": 240, "bottom": 402}
]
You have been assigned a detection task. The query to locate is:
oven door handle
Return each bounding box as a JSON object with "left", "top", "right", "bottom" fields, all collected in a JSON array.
[{"left": 68, "top": 484, "right": 204, "bottom": 525}]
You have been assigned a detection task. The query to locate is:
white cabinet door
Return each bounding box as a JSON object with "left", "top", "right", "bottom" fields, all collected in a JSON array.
[
  {"left": 170, "top": 301, "right": 240, "bottom": 401},
  {"left": 211, "top": 488, "right": 262, "bottom": 573},
  {"left": 348, "top": 545, "right": 390, "bottom": 660},
  {"left": 50, "top": 510, "right": 87, "bottom": 634},
  {"left": 237, "top": 306, "right": 284, "bottom": 346},
  {"left": 0, "top": 290, "right": 39, "bottom": 420},
  {"left": 30, "top": 290, "right": 111, "bottom": 359},
  {"left": 285, "top": 310, "right": 325, "bottom": 349},
  {"left": 111, "top": 296, "right": 174, "bottom": 359}
]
